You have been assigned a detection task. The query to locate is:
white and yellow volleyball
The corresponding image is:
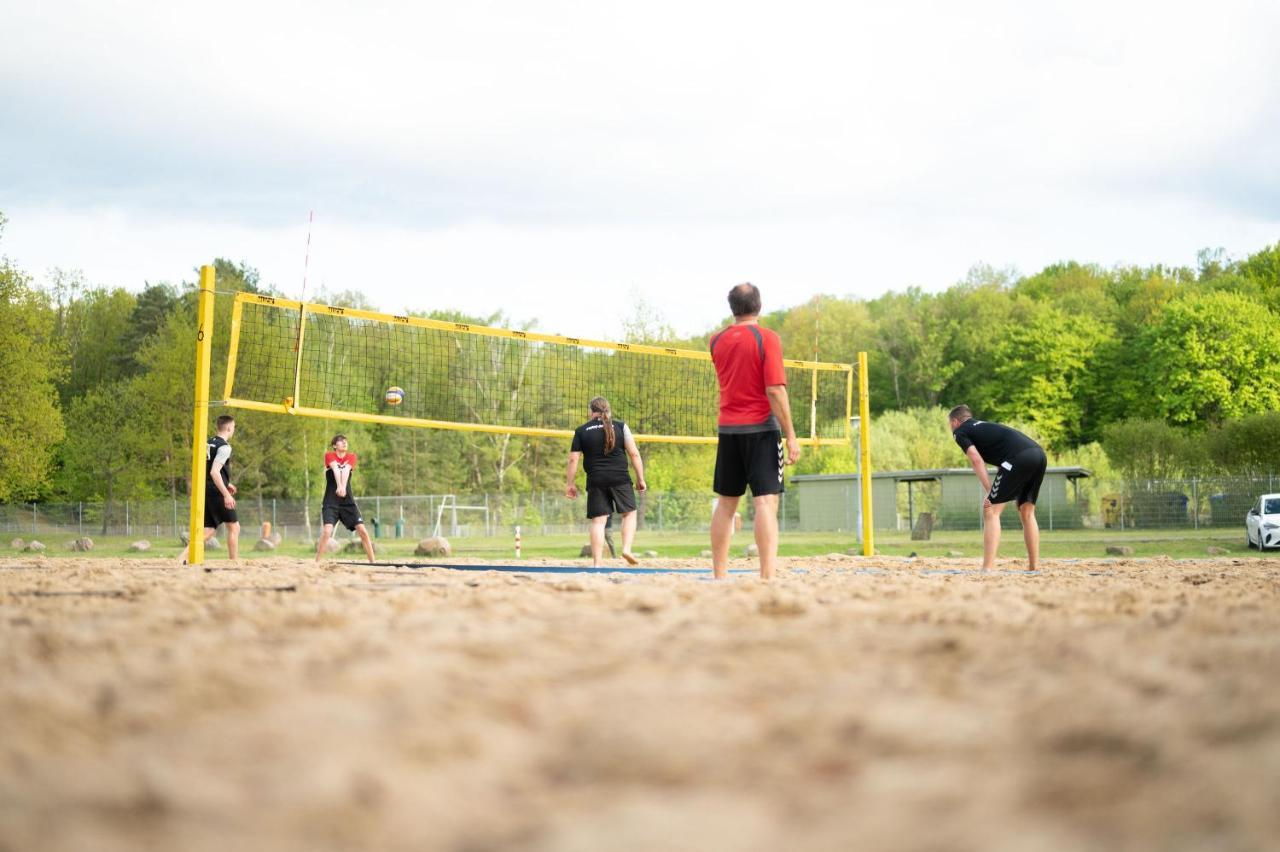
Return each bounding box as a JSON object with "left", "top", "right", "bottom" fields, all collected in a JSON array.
[{"left": 385, "top": 386, "right": 405, "bottom": 406}]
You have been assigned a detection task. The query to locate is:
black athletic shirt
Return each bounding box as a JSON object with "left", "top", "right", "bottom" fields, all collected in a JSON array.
[
  {"left": 952, "top": 418, "right": 1041, "bottom": 465},
  {"left": 206, "top": 436, "right": 232, "bottom": 493},
  {"left": 571, "top": 419, "right": 632, "bottom": 487}
]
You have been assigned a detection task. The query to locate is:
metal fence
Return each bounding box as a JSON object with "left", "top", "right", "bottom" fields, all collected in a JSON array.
[
  {"left": 909, "top": 475, "right": 1280, "bottom": 532},
  {"left": 0, "top": 490, "right": 800, "bottom": 543},
  {"left": 2, "top": 476, "right": 1275, "bottom": 543}
]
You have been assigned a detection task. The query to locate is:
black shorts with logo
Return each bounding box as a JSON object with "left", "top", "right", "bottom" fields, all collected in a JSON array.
[
  {"left": 586, "top": 482, "right": 637, "bottom": 519},
  {"left": 714, "top": 430, "right": 785, "bottom": 498},
  {"left": 204, "top": 493, "right": 238, "bottom": 529},
  {"left": 322, "top": 502, "right": 364, "bottom": 531},
  {"left": 988, "top": 446, "right": 1048, "bottom": 506}
]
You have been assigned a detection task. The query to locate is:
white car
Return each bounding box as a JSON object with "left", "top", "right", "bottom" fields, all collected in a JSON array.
[{"left": 1246, "top": 494, "right": 1280, "bottom": 551}]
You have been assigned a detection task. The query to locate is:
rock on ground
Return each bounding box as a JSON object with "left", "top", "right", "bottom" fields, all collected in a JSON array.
[{"left": 415, "top": 537, "right": 451, "bottom": 557}]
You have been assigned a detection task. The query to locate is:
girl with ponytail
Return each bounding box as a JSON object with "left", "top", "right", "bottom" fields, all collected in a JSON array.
[{"left": 565, "top": 396, "right": 647, "bottom": 566}]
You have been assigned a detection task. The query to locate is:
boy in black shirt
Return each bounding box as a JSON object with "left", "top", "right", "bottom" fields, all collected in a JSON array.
[
  {"left": 948, "top": 404, "right": 1048, "bottom": 571},
  {"left": 565, "top": 397, "right": 647, "bottom": 566},
  {"left": 180, "top": 415, "right": 239, "bottom": 563}
]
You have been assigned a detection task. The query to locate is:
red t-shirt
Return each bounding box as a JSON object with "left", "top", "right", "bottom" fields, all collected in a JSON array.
[
  {"left": 709, "top": 322, "right": 787, "bottom": 428},
  {"left": 324, "top": 451, "right": 358, "bottom": 471}
]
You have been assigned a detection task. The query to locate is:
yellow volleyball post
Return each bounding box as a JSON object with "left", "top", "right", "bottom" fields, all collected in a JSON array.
[
  {"left": 187, "top": 265, "right": 216, "bottom": 565},
  {"left": 857, "top": 351, "right": 874, "bottom": 555}
]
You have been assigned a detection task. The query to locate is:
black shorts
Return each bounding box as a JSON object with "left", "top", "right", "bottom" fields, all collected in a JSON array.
[
  {"left": 988, "top": 447, "right": 1048, "bottom": 506},
  {"left": 322, "top": 503, "right": 364, "bottom": 531},
  {"left": 714, "top": 430, "right": 785, "bottom": 498},
  {"left": 586, "top": 482, "right": 637, "bottom": 519},
  {"left": 204, "top": 494, "right": 238, "bottom": 529}
]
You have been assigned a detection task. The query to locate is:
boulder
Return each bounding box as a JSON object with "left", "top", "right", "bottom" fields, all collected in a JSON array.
[
  {"left": 254, "top": 538, "right": 276, "bottom": 552},
  {"left": 1206, "top": 546, "right": 1229, "bottom": 555},
  {"left": 322, "top": 537, "right": 341, "bottom": 554},
  {"left": 10, "top": 538, "right": 24, "bottom": 550},
  {"left": 25, "top": 541, "right": 46, "bottom": 552},
  {"left": 414, "top": 537, "right": 451, "bottom": 557},
  {"left": 72, "top": 537, "right": 94, "bottom": 552},
  {"left": 178, "top": 530, "right": 189, "bottom": 545},
  {"left": 128, "top": 540, "right": 151, "bottom": 552},
  {"left": 745, "top": 543, "right": 759, "bottom": 557},
  {"left": 205, "top": 536, "right": 221, "bottom": 550},
  {"left": 579, "top": 545, "right": 593, "bottom": 558},
  {"left": 642, "top": 550, "right": 658, "bottom": 559},
  {"left": 946, "top": 550, "right": 964, "bottom": 558},
  {"left": 699, "top": 550, "right": 713, "bottom": 558},
  {"left": 268, "top": 531, "right": 283, "bottom": 547},
  {"left": 344, "top": 538, "right": 372, "bottom": 554},
  {"left": 1105, "top": 545, "right": 1134, "bottom": 556}
]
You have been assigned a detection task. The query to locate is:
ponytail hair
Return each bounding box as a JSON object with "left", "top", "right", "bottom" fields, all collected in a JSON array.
[{"left": 589, "top": 396, "right": 615, "bottom": 453}]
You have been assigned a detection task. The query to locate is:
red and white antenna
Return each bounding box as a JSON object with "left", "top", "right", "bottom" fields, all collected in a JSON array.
[{"left": 300, "top": 209, "right": 314, "bottom": 302}]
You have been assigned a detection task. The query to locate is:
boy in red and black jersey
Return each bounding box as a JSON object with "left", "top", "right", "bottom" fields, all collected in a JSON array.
[
  {"left": 708, "top": 283, "right": 800, "bottom": 580},
  {"left": 314, "top": 434, "right": 375, "bottom": 563}
]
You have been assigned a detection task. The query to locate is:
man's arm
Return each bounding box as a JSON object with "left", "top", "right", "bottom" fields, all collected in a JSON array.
[
  {"left": 565, "top": 451, "right": 581, "bottom": 498},
  {"left": 209, "top": 460, "right": 235, "bottom": 508},
  {"left": 965, "top": 446, "right": 992, "bottom": 492},
  {"left": 336, "top": 465, "right": 351, "bottom": 498},
  {"left": 624, "top": 433, "right": 646, "bottom": 492},
  {"left": 766, "top": 384, "right": 801, "bottom": 464}
]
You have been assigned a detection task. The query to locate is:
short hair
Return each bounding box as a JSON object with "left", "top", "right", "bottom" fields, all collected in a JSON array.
[
  {"left": 331, "top": 434, "right": 348, "bottom": 447},
  {"left": 215, "top": 415, "right": 235, "bottom": 430},
  {"left": 948, "top": 405, "right": 972, "bottom": 423},
  {"left": 728, "top": 282, "right": 762, "bottom": 318}
]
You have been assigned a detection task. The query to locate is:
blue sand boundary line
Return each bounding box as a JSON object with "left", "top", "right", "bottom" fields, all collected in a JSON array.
[
  {"left": 340, "top": 563, "right": 1085, "bottom": 578},
  {"left": 341, "top": 562, "right": 758, "bottom": 575}
]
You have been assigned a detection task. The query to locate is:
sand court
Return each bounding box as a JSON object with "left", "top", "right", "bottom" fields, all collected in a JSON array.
[{"left": 2, "top": 555, "right": 1279, "bottom": 851}]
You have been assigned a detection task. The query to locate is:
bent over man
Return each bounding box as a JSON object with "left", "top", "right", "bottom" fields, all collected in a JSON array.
[{"left": 948, "top": 405, "right": 1047, "bottom": 571}]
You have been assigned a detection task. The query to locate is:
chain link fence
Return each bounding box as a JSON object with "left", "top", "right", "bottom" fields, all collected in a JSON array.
[
  {"left": 2, "top": 476, "right": 1275, "bottom": 543},
  {"left": 0, "top": 490, "right": 801, "bottom": 543}
]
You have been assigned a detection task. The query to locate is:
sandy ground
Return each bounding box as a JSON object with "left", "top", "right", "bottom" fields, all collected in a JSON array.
[{"left": 1, "top": 554, "right": 1278, "bottom": 852}]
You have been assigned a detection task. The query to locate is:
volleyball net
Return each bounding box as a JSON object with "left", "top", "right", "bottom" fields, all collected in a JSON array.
[
  {"left": 221, "top": 291, "right": 855, "bottom": 445},
  {"left": 186, "top": 268, "right": 873, "bottom": 564}
]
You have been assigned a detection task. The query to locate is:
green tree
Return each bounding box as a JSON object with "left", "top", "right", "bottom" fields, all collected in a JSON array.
[
  {"left": 1101, "top": 418, "right": 1193, "bottom": 480},
  {"left": 981, "top": 305, "right": 1109, "bottom": 448},
  {"left": 1143, "top": 291, "right": 1280, "bottom": 423},
  {"left": 58, "top": 381, "right": 153, "bottom": 531},
  {"left": 0, "top": 217, "right": 66, "bottom": 501}
]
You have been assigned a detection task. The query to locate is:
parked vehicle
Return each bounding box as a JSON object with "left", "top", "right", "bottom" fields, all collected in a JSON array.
[{"left": 1245, "top": 494, "right": 1280, "bottom": 550}]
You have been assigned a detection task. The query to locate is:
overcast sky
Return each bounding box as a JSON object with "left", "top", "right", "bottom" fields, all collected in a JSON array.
[{"left": 2, "top": 1, "right": 1278, "bottom": 337}]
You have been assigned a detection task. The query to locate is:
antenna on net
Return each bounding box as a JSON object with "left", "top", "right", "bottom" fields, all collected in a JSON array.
[{"left": 300, "top": 209, "right": 314, "bottom": 304}]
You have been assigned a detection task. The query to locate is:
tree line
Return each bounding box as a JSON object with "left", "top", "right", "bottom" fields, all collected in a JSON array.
[{"left": 4, "top": 207, "right": 1280, "bottom": 520}]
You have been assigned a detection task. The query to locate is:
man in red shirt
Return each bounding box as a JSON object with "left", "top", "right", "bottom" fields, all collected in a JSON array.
[{"left": 709, "top": 283, "right": 801, "bottom": 579}]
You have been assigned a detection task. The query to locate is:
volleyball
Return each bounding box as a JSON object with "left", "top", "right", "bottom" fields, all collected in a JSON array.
[{"left": 385, "top": 386, "right": 405, "bottom": 405}]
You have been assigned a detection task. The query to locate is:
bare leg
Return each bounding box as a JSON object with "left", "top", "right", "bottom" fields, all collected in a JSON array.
[
  {"left": 711, "top": 495, "right": 741, "bottom": 580},
  {"left": 1019, "top": 502, "right": 1040, "bottom": 570},
  {"left": 752, "top": 493, "right": 780, "bottom": 580},
  {"left": 983, "top": 502, "right": 1006, "bottom": 570},
  {"left": 589, "top": 516, "right": 608, "bottom": 566},
  {"left": 178, "top": 527, "right": 218, "bottom": 564},
  {"left": 355, "top": 523, "right": 376, "bottom": 563},
  {"left": 620, "top": 511, "right": 638, "bottom": 564},
  {"left": 315, "top": 523, "right": 335, "bottom": 562},
  {"left": 604, "top": 519, "right": 617, "bottom": 557},
  {"left": 225, "top": 522, "right": 240, "bottom": 560}
]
